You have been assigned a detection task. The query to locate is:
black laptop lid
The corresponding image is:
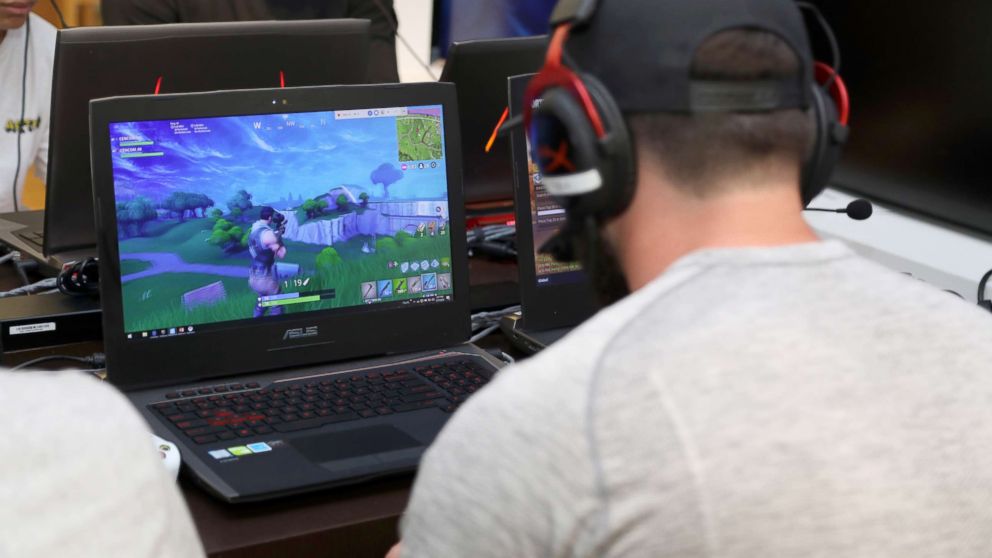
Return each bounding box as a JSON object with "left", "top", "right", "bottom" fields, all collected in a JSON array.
[
  {"left": 45, "top": 19, "right": 371, "bottom": 256},
  {"left": 508, "top": 74, "right": 599, "bottom": 331},
  {"left": 440, "top": 36, "right": 547, "bottom": 204},
  {"left": 90, "top": 83, "right": 468, "bottom": 390}
]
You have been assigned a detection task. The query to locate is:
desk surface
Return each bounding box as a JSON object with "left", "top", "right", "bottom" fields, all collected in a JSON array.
[
  {"left": 0, "top": 255, "right": 521, "bottom": 558},
  {"left": 183, "top": 474, "right": 412, "bottom": 557}
]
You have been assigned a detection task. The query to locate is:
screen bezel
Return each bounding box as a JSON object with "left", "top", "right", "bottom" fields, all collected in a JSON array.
[
  {"left": 90, "top": 83, "right": 469, "bottom": 390},
  {"left": 508, "top": 75, "right": 599, "bottom": 331}
]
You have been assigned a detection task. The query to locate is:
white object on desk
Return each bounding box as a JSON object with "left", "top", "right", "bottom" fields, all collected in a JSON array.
[{"left": 151, "top": 434, "right": 181, "bottom": 481}]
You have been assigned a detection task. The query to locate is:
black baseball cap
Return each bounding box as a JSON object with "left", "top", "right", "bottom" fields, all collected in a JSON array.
[{"left": 558, "top": 0, "right": 814, "bottom": 114}]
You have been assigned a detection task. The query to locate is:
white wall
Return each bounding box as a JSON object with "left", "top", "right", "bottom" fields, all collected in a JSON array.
[{"left": 394, "top": 0, "right": 438, "bottom": 82}]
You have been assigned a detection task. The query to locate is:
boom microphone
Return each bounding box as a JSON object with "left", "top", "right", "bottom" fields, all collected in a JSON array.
[{"left": 805, "top": 199, "right": 873, "bottom": 221}]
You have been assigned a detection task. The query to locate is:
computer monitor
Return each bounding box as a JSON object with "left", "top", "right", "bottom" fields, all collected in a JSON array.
[
  {"left": 90, "top": 83, "right": 467, "bottom": 386},
  {"left": 45, "top": 19, "right": 372, "bottom": 256},
  {"left": 440, "top": 36, "right": 547, "bottom": 204},
  {"left": 808, "top": 2, "right": 992, "bottom": 236}
]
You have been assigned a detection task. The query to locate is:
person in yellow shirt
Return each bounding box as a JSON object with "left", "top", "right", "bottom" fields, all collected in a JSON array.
[{"left": 0, "top": 1, "right": 55, "bottom": 212}]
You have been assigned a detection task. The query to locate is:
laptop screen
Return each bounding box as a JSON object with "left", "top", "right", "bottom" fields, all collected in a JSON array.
[{"left": 108, "top": 105, "right": 454, "bottom": 340}]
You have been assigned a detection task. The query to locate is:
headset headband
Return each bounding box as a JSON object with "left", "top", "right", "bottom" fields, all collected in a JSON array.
[
  {"left": 523, "top": 0, "right": 851, "bottom": 222},
  {"left": 549, "top": 0, "right": 599, "bottom": 27},
  {"left": 545, "top": 0, "right": 816, "bottom": 114},
  {"left": 523, "top": 24, "right": 606, "bottom": 139}
]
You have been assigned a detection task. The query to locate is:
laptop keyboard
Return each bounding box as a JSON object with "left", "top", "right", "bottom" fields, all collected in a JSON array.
[
  {"left": 150, "top": 357, "right": 496, "bottom": 445},
  {"left": 16, "top": 230, "right": 44, "bottom": 249}
]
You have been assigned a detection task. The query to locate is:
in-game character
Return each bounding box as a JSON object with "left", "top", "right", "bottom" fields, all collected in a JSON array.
[{"left": 248, "top": 206, "right": 287, "bottom": 317}]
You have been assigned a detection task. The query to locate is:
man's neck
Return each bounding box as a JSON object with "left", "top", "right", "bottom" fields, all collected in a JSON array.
[{"left": 610, "top": 167, "right": 819, "bottom": 292}]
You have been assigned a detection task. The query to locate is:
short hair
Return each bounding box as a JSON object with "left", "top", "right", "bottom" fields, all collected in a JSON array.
[
  {"left": 627, "top": 29, "right": 813, "bottom": 196},
  {"left": 260, "top": 206, "right": 275, "bottom": 220}
]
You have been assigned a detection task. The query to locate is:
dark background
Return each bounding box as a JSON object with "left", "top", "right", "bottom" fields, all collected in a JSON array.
[{"left": 808, "top": 1, "right": 992, "bottom": 235}]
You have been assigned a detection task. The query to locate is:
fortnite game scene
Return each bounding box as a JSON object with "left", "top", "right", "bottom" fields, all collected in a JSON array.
[{"left": 108, "top": 106, "right": 453, "bottom": 337}]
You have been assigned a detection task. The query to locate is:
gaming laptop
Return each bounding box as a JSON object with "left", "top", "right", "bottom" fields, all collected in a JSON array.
[
  {"left": 500, "top": 74, "right": 599, "bottom": 353},
  {"left": 0, "top": 19, "right": 371, "bottom": 274},
  {"left": 89, "top": 82, "right": 504, "bottom": 503},
  {"left": 439, "top": 36, "right": 547, "bottom": 205}
]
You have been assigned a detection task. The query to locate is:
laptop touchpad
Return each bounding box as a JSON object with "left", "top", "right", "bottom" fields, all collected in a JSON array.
[{"left": 290, "top": 425, "right": 422, "bottom": 463}]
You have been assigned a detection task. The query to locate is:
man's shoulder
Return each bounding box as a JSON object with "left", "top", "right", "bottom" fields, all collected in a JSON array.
[
  {"left": 819, "top": 252, "right": 992, "bottom": 331},
  {"left": 598, "top": 248, "right": 992, "bottom": 374},
  {"left": 461, "top": 275, "right": 697, "bottom": 435},
  {"left": 491, "top": 282, "right": 677, "bottom": 393}
]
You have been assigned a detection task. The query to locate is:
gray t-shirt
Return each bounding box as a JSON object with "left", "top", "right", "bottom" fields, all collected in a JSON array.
[
  {"left": 0, "top": 371, "right": 204, "bottom": 558},
  {"left": 401, "top": 240, "right": 992, "bottom": 557}
]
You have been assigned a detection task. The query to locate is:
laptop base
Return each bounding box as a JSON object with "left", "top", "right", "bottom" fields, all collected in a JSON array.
[{"left": 129, "top": 343, "right": 504, "bottom": 503}]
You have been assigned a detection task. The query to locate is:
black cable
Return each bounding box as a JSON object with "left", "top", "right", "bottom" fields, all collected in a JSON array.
[
  {"left": 12, "top": 16, "right": 30, "bottom": 213},
  {"left": 977, "top": 268, "right": 992, "bottom": 305},
  {"left": 10, "top": 353, "right": 105, "bottom": 372},
  {"left": 796, "top": 1, "right": 842, "bottom": 89},
  {"left": 49, "top": 0, "right": 70, "bottom": 29},
  {"left": 370, "top": 0, "right": 438, "bottom": 80}
]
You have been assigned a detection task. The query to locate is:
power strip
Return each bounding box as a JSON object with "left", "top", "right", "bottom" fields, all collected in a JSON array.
[{"left": 0, "top": 293, "right": 101, "bottom": 353}]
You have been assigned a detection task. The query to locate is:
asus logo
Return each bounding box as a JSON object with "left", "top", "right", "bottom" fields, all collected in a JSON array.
[{"left": 283, "top": 326, "right": 319, "bottom": 341}]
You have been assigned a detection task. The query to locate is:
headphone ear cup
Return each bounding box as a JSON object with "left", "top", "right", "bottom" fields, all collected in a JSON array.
[
  {"left": 579, "top": 74, "right": 637, "bottom": 220},
  {"left": 801, "top": 84, "right": 849, "bottom": 206},
  {"left": 528, "top": 76, "right": 636, "bottom": 221},
  {"left": 529, "top": 87, "right": 605, "bottom": 216}
]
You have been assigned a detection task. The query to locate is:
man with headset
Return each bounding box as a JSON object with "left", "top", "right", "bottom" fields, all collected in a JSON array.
[
  {"left": 0, "top": 0, "right": 55, "bottom": 212},
  {"left": 393, "top": 0, "right": 992, "bottom": 556}
]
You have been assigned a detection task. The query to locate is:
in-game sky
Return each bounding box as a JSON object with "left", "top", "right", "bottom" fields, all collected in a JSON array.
[{"left": 108, "top": 106, "right": 448, "bottom": 205}]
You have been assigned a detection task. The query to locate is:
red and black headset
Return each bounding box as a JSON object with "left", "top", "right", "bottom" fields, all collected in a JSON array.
[{"left": 522, "top": 0, "right": 850, "bottom": 225}]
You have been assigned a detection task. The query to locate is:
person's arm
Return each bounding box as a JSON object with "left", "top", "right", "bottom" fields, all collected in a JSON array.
[
  {"left": 100, "top": 0, "right": 181, "bottom": 25},
  {"left": 347, "top": 0, "right": 400, "bottom": 83},
  {"left": 261, "top": 229, "right": 286, "bottom": 259}
]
